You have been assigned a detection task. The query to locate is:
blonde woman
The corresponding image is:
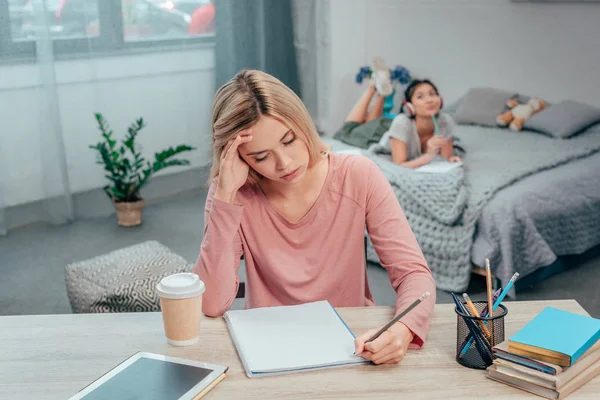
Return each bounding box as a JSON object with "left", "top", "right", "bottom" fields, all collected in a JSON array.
[{"left": 195, "top": 69, "right": 436, "bottom": 365}]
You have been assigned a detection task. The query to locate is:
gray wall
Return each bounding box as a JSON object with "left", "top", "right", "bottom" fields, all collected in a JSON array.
[{"left": 324, "top": 0, "right": 600, "bottom": 134}]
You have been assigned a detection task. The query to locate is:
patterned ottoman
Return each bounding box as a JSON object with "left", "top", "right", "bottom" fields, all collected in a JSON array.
[{"left": 65, "top": 241, "right": 193, "bottom": 313}]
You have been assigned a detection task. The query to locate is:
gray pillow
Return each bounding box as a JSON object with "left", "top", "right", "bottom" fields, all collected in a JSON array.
[
  {"left": 523, "top": 100, "right": 600, "bottom": 139},
  {"left": 443, "top": 95, "right": 464, "bottom": 116},
  {"left": 454, "top": 87, "right": 518, "bottom": 127},
  {"left": 582, "top": 122, "right": 600, "bottom": 136}
]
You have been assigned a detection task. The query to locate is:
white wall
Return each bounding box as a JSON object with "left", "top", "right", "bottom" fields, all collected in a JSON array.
[
  {"left": 324, "top": 0, "right": 600, "bottom": 135},
  {"left": 5, "top": 1, "right": 600, "bottom": 205},
  {"left": 0, "top": 46, "right": 215, "bottom": 207}
]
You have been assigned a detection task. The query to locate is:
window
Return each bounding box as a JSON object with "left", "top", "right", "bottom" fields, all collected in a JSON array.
[
  {"left": 0, "top": 0, "right": 214, "bottom": 60},
  {"left": 123, "top": 0, "right": 215, "bottom": 41},
  {"left": 10, "top": 0, "right": 100, "bottom": 41}
]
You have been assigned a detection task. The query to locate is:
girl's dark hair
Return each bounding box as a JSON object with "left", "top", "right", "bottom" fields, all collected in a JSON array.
[{"left": 401, "top": 79, "right": 440, "bottom": 118}]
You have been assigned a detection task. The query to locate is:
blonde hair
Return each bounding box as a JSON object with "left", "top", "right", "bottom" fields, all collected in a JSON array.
[{"left": 210, "top": 69, "right": 328, "bottom": 185}]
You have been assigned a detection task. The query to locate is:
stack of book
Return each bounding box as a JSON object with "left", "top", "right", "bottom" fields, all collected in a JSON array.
[{"left": 487, "top": 307, "right": 600, "bottom": 399}]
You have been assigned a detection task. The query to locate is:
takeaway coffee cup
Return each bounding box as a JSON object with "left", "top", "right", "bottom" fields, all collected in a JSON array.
[{"left": 156, "top": 272, "right": 205, "bottom": 346}]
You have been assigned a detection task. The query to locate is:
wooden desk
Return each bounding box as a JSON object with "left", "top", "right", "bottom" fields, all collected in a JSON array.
[{"left": 1, "top": 300, "right": 597, "bottom": 399}]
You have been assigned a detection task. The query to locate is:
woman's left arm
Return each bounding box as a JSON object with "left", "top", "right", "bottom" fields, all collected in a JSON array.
[{"left": 354, "top": 159, "right": 436, "bottom": 363}]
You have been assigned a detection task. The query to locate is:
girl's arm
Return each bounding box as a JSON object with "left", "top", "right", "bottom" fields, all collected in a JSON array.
[
  {"left": 440, "top": 136, "right": 454, "bottom": 159},
  {"left": 193, "top": 181, "right": 244, "bottom": 317},
  {"left": 390, "top": 138, "right": 436, "bottom": 168},
  {"left": 439, "top": 114, "right": 460, "bottom": 161},
  {"left": 386, "top": 115, "right": 435, "bottom": 168}
]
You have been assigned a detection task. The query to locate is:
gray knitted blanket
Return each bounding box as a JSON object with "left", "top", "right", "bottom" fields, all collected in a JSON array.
[{"left": 326, "top": 125, "right": 600, "bottom": 292}]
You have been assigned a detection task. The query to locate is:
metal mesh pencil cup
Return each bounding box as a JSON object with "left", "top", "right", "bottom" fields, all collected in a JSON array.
[{"left": 455, "top": 302, "right": 508, "bottom": 369}]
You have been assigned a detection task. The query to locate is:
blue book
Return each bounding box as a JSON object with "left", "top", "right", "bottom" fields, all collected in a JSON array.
[{"left": 508, "top": 307, "right": 600, "bottom": 367}]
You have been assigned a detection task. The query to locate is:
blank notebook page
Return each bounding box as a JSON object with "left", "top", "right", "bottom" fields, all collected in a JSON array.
[
  {"left": 415, "top": 161, "right": 462, "bottom": 173},
  {"left": 224, "top": 301, "right": 366, "bottom": 375}
]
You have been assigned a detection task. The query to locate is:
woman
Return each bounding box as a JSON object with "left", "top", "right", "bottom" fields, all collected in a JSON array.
[
  {"left": 195, "top": 69, "right": 436, "bottom": 365},
  {"left": 371, "top": 79, "right": 462, "bottom": 168}
]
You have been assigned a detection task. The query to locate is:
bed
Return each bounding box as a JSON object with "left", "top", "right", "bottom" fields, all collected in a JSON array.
[{"left": 323, "top": 121, "right": 600, "bottom": 296}]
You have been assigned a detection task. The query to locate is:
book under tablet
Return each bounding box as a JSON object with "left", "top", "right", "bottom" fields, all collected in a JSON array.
[
  {"left": 68, "top": 352, "right": 228, "bottom": 400},
  {"left": 224, "top": 300, "right": 369, "bottom": 378}
]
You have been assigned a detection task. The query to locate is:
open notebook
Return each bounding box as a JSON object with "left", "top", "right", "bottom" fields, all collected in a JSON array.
[
  {"left": 223, "top": 301, "right": 369, "bottom": 378},
  {"left": 415, "top": 160, "right": 462, "bottom": 173}
]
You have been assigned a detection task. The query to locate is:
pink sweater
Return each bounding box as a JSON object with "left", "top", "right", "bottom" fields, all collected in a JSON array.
[{"left": 195, "top": 153, "right": 436, "bottom": 348}]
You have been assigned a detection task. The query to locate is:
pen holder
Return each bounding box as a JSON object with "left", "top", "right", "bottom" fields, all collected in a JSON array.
[{"left": 455, "top": 302, "right": 507, "bottom": 370}]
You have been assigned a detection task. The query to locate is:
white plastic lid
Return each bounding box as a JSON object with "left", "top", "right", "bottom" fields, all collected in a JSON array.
[{"left": 156, "top": 273, "right": 205, "bottom": 299}]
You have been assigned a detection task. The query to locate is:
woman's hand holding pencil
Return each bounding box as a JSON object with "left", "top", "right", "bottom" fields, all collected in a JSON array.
[
  {"left": 354, "top": 321, "right": 414, "bottom": 365},
  {"left": 354, "top": 292, "right": 430, "bottom": 365}
]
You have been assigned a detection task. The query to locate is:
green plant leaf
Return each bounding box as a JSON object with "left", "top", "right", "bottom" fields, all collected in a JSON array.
[
  {"left": 154, "top": 145, "right": 195, "bottom": 163},
  {"left": 90, "top": 113, "right": 194, "bottom": 201},
  {"left": 152, "top": 159, "right": 191, "bottom": 173},
  {"left": 110, "top": 186, "right": 126, "bottom": 199},
  {"left": 102, "top": 185, "right": 113, "bottom": 200}
]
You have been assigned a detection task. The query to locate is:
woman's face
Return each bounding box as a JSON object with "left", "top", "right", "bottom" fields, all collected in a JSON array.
[
  {"left": 410, "top": 83, "right": 441, "bottom": 118},
  {"left": 238, "top": 116, "right": 310, "bottom": 185}
]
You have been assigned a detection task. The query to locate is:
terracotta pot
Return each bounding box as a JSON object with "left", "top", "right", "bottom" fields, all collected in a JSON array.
[{"left": 113, "top": 200, "right": 145, "bottom": 227}]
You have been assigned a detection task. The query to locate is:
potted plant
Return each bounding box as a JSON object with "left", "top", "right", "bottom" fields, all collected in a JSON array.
[{"left": 90, "top": 113, "right": 195, "bottom": 226}]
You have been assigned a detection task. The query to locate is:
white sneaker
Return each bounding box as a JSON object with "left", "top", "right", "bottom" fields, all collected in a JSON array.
[{"left": 371, "top": 57, "right": 393, "bottom": 97}]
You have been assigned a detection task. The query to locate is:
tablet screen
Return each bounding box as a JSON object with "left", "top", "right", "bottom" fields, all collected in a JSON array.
[{"left": 81, "top": 357, "right": 214, "bottom": 400}]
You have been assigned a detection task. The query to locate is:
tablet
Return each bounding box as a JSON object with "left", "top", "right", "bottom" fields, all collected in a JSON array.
[{"left": 68, "top": 352, "right": 229, "bottom": 400}]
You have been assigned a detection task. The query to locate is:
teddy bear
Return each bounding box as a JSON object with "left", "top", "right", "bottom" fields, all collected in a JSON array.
[{"left": 496, "top": 97, "right": 546, "bottom": 131}]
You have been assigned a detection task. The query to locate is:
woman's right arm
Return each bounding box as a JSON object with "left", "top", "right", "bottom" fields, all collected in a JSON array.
[
  {"left": 390, "top": 138, "right": 436, "bottom": 168},
  {"left": 194, "top": 129, "right": 253, "bottom": 317},
  {"left": 194, "top": 181, "right": 244, "bottom": 317}
]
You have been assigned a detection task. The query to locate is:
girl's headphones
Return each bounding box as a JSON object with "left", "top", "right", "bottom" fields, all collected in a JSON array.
[
  {"left": 402, "top": 97, "right": 444, "bottom": 117},
  {"left": 402, "top": 79, "right": 443, "bottom": 117}
]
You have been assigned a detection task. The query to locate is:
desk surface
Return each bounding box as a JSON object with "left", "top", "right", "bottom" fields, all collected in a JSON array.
[{"left": 0, "top": 299, "right": 597, "bottom": 399}]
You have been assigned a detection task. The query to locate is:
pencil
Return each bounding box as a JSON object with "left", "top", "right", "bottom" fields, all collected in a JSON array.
[
  {"left": 365, "top": 292, "right": 430, "bottom": 344},
  {"left": 192, "top": 372, "right": 227, "bottom": 399},
  {"left": 462, "top": 293, "right": 491, "bottom": 340},
  {"left": 492, "top": 272, "right": 520, "bottom": 310},
  {"left": 458, "top": 288, "right": 502, "bottom": 357},
  {"left": 485, "top": 259, "right": 493, "bottom": 318},
  {"left": 451, "top": 293, "right": 493, "bottom": 364}
]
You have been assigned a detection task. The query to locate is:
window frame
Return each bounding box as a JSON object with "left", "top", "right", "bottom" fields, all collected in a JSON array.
[{"left": 0, "top": 0, "right": 214, "bottom": 62}]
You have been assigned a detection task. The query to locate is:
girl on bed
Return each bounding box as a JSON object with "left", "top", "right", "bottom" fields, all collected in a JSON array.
[
  {"left": 195, "top": 69, "right": 436, "bottom": 365},
  {"left": 371, "top": 79, "right": 462, "bottom": 168}
]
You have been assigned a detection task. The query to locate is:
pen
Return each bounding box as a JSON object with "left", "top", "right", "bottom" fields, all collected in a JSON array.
[
  {"left": 463, "top": 293, "right": 491, "bottom": 340},
  {"left": 365, "top": 292, "right": 430, "bottom": 344},
  {"left": 481, "top": 288, "right": 502, "bottom": 318},
  {"left": 451, "top": 293, "right": 493, "bottom": 365},
  {"left": 432, "top": 115, "right": 441, "bottom": 136}
]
